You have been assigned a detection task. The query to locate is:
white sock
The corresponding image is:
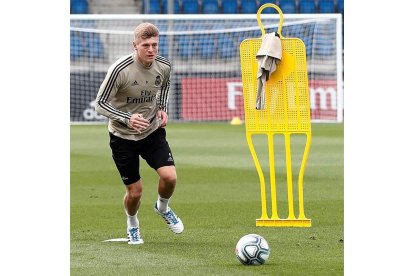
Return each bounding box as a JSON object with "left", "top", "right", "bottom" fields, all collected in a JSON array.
[
  {"left": 125, "top": 210, "right": 139, "bottom": 228},
  {"left": 157, "top": 195, "right": 170, "bottom": 213}
]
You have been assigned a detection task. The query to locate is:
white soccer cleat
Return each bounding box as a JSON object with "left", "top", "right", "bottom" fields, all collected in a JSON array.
[
  {"left": 154, "top": 203, "right": 184, "bottom": 234},
  {"left": 127, "top": 226, "right": 144, "bottom": 245}
]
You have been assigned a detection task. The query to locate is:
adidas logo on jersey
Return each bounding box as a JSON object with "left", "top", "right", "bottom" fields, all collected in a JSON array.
[{"left": 131, "top": 80, "right": 139, "bottom": 86}]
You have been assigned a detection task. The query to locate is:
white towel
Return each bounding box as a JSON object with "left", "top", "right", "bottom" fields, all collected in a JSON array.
[{"left": 256, "top": 32, "right": 282, "bottom": 110}]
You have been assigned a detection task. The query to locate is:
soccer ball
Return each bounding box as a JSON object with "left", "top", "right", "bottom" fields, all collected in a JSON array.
[{"left": 235, "top": 234, "right": 270, "bottom": 265}]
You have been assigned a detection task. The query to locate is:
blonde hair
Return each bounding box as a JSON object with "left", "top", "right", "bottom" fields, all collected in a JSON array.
[{"left": 134, "top": 22, "right": 159, "bottom": 43}]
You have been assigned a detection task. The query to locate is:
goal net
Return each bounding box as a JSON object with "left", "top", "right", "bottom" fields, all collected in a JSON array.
[{"left": 70, "top": 14, "right": 343, "bottom": 123}]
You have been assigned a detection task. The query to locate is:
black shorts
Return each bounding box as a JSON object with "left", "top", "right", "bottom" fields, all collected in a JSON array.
[{"left": 109, "top": 128, "right": 175, "bottom": 185}]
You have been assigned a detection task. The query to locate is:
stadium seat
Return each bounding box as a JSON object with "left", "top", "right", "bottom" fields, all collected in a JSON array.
[
  {"left": 286, "top": 25, "right": 302, "bottom": 38},
  {"left": 177, "top": 36, "right": 196, "bottom": 58},
  {"left": 299, "top": 0, "right": 316, "bottom": 13},
  {"left": 318, "top": 0, "right": 335, "bottom": 13},
  {"left": 158, "top": 35, "right": 169, "bottom": 56},
  {"left": 199, "top": 35, "right": 215, "bottom": 58},
  {"left": 70, "top": 33, "right": 83, "bottom": 60},
  {"left": 162, "top": 0, "right": 180, "bottom": 13},
  {"left": 191, "top": 22, "right": 206, "bottom": 31},
  {"left": 314, "top": 33, "right": 334, "bottom": 56},
  {"left": 222, "top": 0, "right": 238, "bottom": 14},
  {"left": 147, "top": 0, "right": 162, "bottom": 14},
  {"left": 241, "top": 0, "right": 257, "bottom": 14},
  {"left": 337, "top": 0, "right": 344, "bottom": 14},
  {"left": 279, "top": 0, "right": 297, "bottom": 14},
  {"left": 182, "top": 0, "right": 199, "bottom": 14},
  {"left": 259, "top": 0, "right": 277, "bottom": 14},
  {"left": 202, "top": 0, "right": 219, "bottom": 14},
  {"left": 336, "top": 0, "right": 344, "bottom": 49},
  {"left": 85, "top": 33, "right": 105, "bottom": 59},
  {"left": 71, "top": 0, "right": 88, "bottom": 14},
  {"left": 218, "top": 36, "right": 235, "bottom": 58}
]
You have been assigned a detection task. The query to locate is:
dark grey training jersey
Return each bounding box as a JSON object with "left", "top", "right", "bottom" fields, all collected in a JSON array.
[{"left": 95, "top": 52, "right": 171, "bottom": 141}]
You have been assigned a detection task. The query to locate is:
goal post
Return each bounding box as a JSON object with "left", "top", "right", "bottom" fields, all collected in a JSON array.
[{"left": 70, "top": 14, "right": 343, "bottom": 124}]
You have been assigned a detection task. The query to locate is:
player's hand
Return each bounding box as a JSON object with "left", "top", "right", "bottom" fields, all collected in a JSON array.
[
  {"left": 157, "top": 110, "right": 168, "bottom": 128},
  {"left": 129, "top": 113, "right": 149, "bottom": 132}
]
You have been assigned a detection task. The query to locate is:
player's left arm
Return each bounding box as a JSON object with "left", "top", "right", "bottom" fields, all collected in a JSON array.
[
  {"left": 157, "top": 110, "right": 168, "bottom": 128},
  {"left": 157, "top": 62, "right": 171, "bottom": 127}
]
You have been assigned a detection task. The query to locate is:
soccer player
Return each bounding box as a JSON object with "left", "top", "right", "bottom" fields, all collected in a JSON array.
[{"left": 95, "top": 22, "right": 184, "bottom": 245}]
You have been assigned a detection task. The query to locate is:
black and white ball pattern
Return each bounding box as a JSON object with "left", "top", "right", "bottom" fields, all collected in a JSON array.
[{"left": 235, "top": 234, "right": 270, "bottom": 265}]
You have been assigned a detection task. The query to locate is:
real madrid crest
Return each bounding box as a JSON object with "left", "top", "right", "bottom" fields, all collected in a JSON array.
[{"left": 155, "top": 75, "right": 161, "bottom": 86}]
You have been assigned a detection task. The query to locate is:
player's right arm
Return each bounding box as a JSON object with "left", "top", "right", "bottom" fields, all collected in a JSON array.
[{"left": 95, "top": 57, "right": 133, "bottom": 126}]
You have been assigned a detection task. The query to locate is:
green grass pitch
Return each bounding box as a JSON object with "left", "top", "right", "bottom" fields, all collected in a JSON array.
[{"left": 71, "top": 122, "right": 343, "bottom": 275}]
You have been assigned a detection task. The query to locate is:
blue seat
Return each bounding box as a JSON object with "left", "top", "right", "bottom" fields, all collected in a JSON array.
[
  {"left": 163, "top": 0, "right": 180, "bottom": 13},
  {"left": 240, "top": 0, "right": 257, "bottom": 14},
  {"left": 318, "top": 0, "right": 335, "bottom": 13},
  {"left": 314, "top": 34, "right": 334, "bottom": 56},
  {"left": 85, "top": 33, "right": 104, "bottom": 59},
  {"left": 182, "top": 0, "right": 199, "bottom": 13},
  {"left": 147, "top": 0, "right": 161, "bottom": 14},
  {"left": 199, "top": 35, "right": 215, "bottom": 58},
  {"left": 286, "top": 24, "right": 303, "bottom": 38},
  {"left": 299, "top": 0, "right": 316, "bottom": 13},
  {"left": 71, "top": 0, "right": 88, "bottom": 14},
  {"left": 202, "top": 0, "right": 219, "bottom": 14},
  {"left": 158, "top": 36, "right": 168, "bottom": 56},
  {"left": 222, "top": 0, "right": 238, "bottom": 14},
  {"left": 218, "top": 36, "right": 235, "bottom": 58},
  {"left": 280, "top": 0, "right": 296, "bottom": 14},
  {"left": 177, "top": 36, "right": 196, "bottom": 58},
  {"left": 337, "top": 0, "right": 344, "bottom": 14},
  {"left": 259, "top": 0, "right": 277, "bottom": 14},
  {"left": 70, "top": 33, "right": 83, "bottom": 60}
]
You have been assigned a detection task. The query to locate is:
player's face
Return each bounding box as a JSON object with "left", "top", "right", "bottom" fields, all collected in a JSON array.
[{"left": 134, "top": 36, "right": 159, "bottom": 67}]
